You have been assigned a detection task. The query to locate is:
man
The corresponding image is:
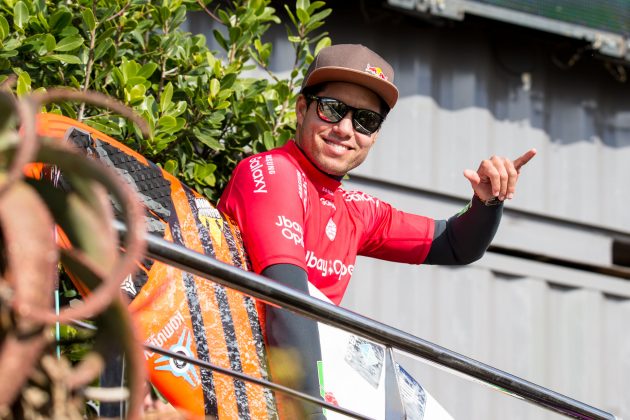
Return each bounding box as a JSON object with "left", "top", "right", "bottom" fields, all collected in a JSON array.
[{"left": 218, "top": 44, "right": 535, "bottom": 418}]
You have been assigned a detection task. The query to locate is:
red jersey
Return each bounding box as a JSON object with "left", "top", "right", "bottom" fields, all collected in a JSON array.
[{"left": 218, "top": 141, "right": 434, "bottom": 305}]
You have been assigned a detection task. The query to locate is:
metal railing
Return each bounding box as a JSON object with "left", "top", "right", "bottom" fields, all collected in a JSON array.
[{"left": 115, "top": 221, "right": 618, "bottom": 420}]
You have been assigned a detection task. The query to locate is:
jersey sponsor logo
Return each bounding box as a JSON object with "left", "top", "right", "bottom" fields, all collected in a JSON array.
[
  {"left": 249, "top": 156, "right": 267, "bottom": 193},
  {"left": 265, "top": 154, "right": 276, "bottom": 175},
  {"left": 296, "top": 170, "right": 308, "bottom": 211},
  {"left": 325, "top": 218, "right": 337, "bottom": 241},
  {"left": 275, "top": 215, "right": 304, "bottom": 247},
  {"left": 321, "top": 186, "right": 335, "bottom": 196},
  {"left": 305, "top": 250, "right": 354, "bottom": 280},
  {"left": 320, "top": 197, "right": 336, "bottom": 211},
  {"left": 344, "top": 191, "right": 380, "bottom": 206}
]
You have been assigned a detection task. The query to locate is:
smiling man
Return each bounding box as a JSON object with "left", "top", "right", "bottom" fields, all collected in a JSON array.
[{"left": 218, "top": 44, "right": 535, "bottom": 417}]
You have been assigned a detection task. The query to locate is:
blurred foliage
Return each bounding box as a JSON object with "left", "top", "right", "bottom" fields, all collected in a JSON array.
[
  {"left": 0, "top": 0, "right": 332, "bottom": 201},
  {"left": 0, "top": 87, "right": 147, "bottom": 418}
]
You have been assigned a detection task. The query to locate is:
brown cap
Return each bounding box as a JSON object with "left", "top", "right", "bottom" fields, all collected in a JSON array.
[{"left": 301, "top": 44, "right": 399, "bottom": 109}]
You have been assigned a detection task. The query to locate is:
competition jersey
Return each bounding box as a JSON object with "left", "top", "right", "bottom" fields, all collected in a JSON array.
[{"left": 218, "top": 141, "right": 435, "bottom": 305}]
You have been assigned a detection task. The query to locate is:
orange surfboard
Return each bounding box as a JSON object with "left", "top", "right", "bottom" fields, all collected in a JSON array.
[{"left": 35, "top": 113, "right": 276, "bottom": 419}]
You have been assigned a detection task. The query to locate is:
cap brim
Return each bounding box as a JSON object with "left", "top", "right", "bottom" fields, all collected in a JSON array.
[{"left": 304, "top": 67, "right": 399, "bottom": 109}]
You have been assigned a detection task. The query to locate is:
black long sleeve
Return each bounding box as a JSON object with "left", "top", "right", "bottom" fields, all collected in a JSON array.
[{"left": 424, "top": 196, "right": 503, "bottom": 265}]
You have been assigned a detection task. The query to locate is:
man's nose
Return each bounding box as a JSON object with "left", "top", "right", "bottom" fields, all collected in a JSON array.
[{"left": 333, "top": 112, "right": 354, "bottom": 136}]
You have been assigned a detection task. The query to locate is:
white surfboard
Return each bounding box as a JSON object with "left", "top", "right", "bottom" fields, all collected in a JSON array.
[{"left": 309, "top": 284, "right": 454, "bottom": 420}]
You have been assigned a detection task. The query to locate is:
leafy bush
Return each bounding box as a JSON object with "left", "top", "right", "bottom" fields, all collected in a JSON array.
[{"left": 0, "top": 0, "right": 331, "bottom": 200}]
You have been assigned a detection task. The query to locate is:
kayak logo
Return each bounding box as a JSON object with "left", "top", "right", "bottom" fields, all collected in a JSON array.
[
  {"left": 120, "top": 274, "right": 137, "bottom": 297},
  {"left": 344, "top": 191, "right": 380, "bottom": 206},
  {"left": 305, "top": 250, "right": 354, "bottom": 279},
  {"left": 146, "top": 311, "right": 185, "bottom": 351},
  {"left": 154, "top": 328, "right": 200, "bottom": 388},
  {"left": 325, "top": 218, "right": 337, "bottom": 241},
  {"left": 195, "top": 198, "right": 224, "bottom": 246},
  {"left": 276, "top": 215, "right": 304, "bottom": 247},
  {"left": 249, "top": 156, "right": 267, "bottom": 193}
]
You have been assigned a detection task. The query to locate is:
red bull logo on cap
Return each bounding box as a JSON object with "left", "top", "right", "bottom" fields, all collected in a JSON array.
[{"left": 365, "top": 64, "right": 388, "bottom": 81}]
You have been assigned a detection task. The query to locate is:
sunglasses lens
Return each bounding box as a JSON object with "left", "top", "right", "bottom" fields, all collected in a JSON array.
[
  {"left": 354, "top": 110, "right": 383, "bottom": 135},
  {"left": 312, "top": 97, "right": 383, "bottom": 135},
  {"left": 318, "top": 99, "right": 347, "bottom": 123}
]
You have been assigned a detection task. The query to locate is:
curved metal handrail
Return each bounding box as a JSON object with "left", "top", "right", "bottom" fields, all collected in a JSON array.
[{"left": 114, "top": 220, "right": 618, "bottom": 420}]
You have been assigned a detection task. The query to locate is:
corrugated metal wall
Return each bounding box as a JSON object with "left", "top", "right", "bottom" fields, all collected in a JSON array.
[
  {"left": 343, "top": 257, "right": 630, "bottom": 419},
  {"left": 190, "top": 2, "right": 630, "bottom": 418},
  {"left": 322, "top": 3, "right": 630, "bottom": 418},
  {"left": 339, "top": 177, "right": 630, "bottom": 419}
]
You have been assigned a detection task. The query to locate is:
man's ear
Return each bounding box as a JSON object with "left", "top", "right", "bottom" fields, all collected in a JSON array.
[{"left": 296, "top": 94, "right": 308, "bottom": 125}]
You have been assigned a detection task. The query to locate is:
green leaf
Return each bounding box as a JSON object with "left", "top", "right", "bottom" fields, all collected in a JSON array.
[
  {"left": 308, "top": 1, "right": 327, "bottom": 14},
  {"left": 34, "top": 11, "right": 49, "bottom": 32},
  {"left": 84, "top": 118, "right": 121, "bottom": 136},
  {"left": 95, "top": 26, "right": 116, "bottom": 45},
  {"left": 81, "top": 8, "right": 96, "bottom": 32},
  {"left": 212, "top": 29, "right": 228, "bottom": 51},
  {"left": 43, "top": 33, "right": 56, "bottom": 53},
  {"left": 209, "top": 78, "right": 220, "bottom": 99},
  {"left": 110, "top": 67, "right": 124, "bottom": 89},
  {"left": 127, "top": 84, "right": 147, "bottom": 105},
  {"left": 2, "top": 38, "right": 21, "bottom": 51},
  {"left": 262, "top": 131, "right": 274, "bottom": 150},
  {"left": 157, "top": 115, "right": 176, "bottom": 129},
  {"left": 16, "top": 71, "right": 31, "bottom": 96},
  {"left": 54, "top": 35, "right": 84, "bottom": 52},
  {"left": 160, "top": 82, "right": 173, "bottom": 113},
  {"left": 214, "top": 100, "right": 230, "bottom": 110},
  {"left": 93, "top": 38, "right": 113, "bottom": 60},
  {"left": 163, "top": 159, "right": 178, "bottom": 175},
  {"left": 164, "top": 100, "right": 186, "bottom": 118},
  {"left": 49, "top": 9, "right": 72, "bottom": 33},
  {"left": 63, "top": 289, "right": 78, "bottom": 298},
  {"left": 59, "top": 25, "right": 79, "bottom": 38},
  {"left": 137, "top": 62, "right": 158, "bottom": 79},
  {"left": 121, "top": 59, "right": 140, "bottom": 81},
  {"left": 42, "top": 54, "right": 83, "bottom": 64},
  {"left": 14, "top": 2, "right": 29, "bottom": 30},
  {"left": 296, "top": 8, "right": 309, "bottom": 25},
  {"left": 283, "top": 5, "right": 298, "bottom": 27},
  {"left": 314, "top": 36, "right": 331, "bottom": 55},
  {"left": 0, "top": 15, "right": 9, "bottom": 40},
  {"left": 193, "top": 161, "right": 217, "bottom": 186},
  {"left": 308, "top": 9, "right": 332, "bottom": 26},
  {"left": 193, "top": 126, "right": 224, "bottom": 150},
  {"left": 221, "top": 73, "right": 237, "bottom": 89}
]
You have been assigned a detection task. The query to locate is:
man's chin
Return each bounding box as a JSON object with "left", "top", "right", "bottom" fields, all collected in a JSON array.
[{"left": 316, "top": 159, "right": 347, "bottom": 177}]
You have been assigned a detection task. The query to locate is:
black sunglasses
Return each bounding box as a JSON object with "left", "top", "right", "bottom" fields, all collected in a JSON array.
[{"left": 305, "top": 95, "right": 384, "bottom": 135}]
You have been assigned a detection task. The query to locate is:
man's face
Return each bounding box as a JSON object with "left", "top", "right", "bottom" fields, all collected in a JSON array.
[{"left": 295, "top": 82, "right": 382, "bottom": 177}]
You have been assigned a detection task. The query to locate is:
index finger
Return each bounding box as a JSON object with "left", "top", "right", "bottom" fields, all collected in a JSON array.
[{"left": 513, "top": 148, "right": 537, "bottom": 171}]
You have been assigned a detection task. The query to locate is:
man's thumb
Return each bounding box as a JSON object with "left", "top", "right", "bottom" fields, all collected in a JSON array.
[{"left": 463, "top": 169, "right": 480, "bottom": 187}]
